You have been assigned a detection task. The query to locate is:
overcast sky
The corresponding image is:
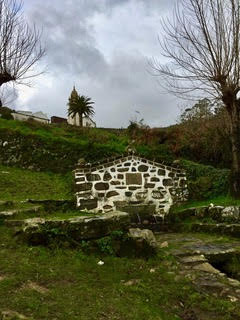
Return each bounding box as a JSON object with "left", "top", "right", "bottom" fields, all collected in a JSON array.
[{"left": 13, "top": 0, "right": 182, "bottom": 128}]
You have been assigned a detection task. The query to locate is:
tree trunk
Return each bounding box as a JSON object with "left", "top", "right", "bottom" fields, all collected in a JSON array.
[
  {"left": 79, "top": 113, "right": 83, "bottom": 127},
  {"left": 228, "top": 101, "right": 240, "bottom": 198},
  {"left": 0, "top": 73, "right": 15, "bottom": 86}
]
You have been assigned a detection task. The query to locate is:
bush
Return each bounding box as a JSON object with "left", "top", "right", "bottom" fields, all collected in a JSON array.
[
  {"left": 180, "top": 159, "right": 230, "bottom": 200},
  {"left": 0, "top": 106, "right": 14, "bottom": 120}
]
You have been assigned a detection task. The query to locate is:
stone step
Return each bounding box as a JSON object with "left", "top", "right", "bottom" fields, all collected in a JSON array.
[
  {"left": 0, "top": 206, "right": 42, "bottom": 219},
  {"left": 166, "top": 223, "right": 240, "bottom": 238},
  {"left": 179, "top": 255, "right": 208, "bottom": 265}
]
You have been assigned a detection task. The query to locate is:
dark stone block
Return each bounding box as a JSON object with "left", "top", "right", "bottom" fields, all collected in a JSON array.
[
  {"left": 116, "top": 186, "right": 127, "bottom": 189},
  {"left": 103, "top": 172, "right": 112, "bottom": 181},
  {"left": 144, "top": 183, "right": 155, "bottom": 188},
  {"left": 158, "top": 169, "right": 166, "bottom": 176},
  {"left": 76, "top": 183, "right": 92, "bottom": 192},
  {"left": 110, "top": 180, "right": 121, "bottom": 185},
  {"left": 113, "top": 201, "right": 127, "bottom": 207},
  {"left": 86, "top": 173, "right": 101, "bottom": 182},
  {"left": 110, "top": 168, "right": 116, "bottom": 172},
  {"left": 144, "top": 173, "right": 150, "bottom": 177},
  {"left": 126, "top": 173, "right": 142, "bottom": 185},
  {"left": 95, "top": 182, "right": 110, "bottom": 191},
  {"left": 168, "top": 172, "right": 175, "bottom": 178},
  {"left": 129, "top": 200, "right": 143, "bottom": 205},
  {"left": 106, "top": 191, "right": 119, "bottom": 198},
  {"left": 79, "top": 198, "right": 98, "bottom": 210},
  {"left": 136, "top": 191, "right": 147, "bottom": 200},
  {"left": 151, "top": 177, "right": 160, "bottom": 182},
  {"left": 180, "top": 180, "right": 187, "bottom": 188},
  {"left": 129, "top": 186, "right": 141, "bottom": 190},
  {"left": 132, "top": 167, "right": 137, "bottom": 172},
  {"left": 163, "top": 179, "right": 173, "bottom": 187},
  {"left": 125, "top": 192, "right": 132, "bottom": 197},
  {"left": 79, "top": 192, "right": 91, "bottom": 198},
  {"left": 98, "top": 193, "right": 105, "bottom": 198},
  {"left": 150, "top": 169, "right": 156, "bottom": 173},
  {"left": 75, "top": 177, "right": 85, "bottom": 182},
  {"left": 177, "top": 173, "right": 186, "bottom": 178},
  {"left": 152, "top": 191, "right": 164, "bottom": 199},
  {"left": 118, "top": 168, "right": 129, "bottom": 172},
  {"left": 124, "top": 162, "right": 131, "bottom": 167},
  {"left": 138, "top": 165, "right": 148, "bottom": 172},
  {"left": 117, "top": 174, "right": 124, "bottom": 179},
  {"left": 103, "top": 205, "right": 113, "bottom": 210}
]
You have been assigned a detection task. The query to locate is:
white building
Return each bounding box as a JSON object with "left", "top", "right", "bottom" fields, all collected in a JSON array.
[
  {"left": 68, "top": 114, "right": 96, "bottom": 127},
  {"left": 11, "top": 111, "right": 50, "bottom": 124}
]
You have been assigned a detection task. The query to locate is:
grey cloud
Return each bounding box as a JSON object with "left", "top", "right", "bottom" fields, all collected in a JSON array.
[
  {"left": 29, "top": 1, "right": 108, "bottom": 77},
  {"left": 17, "top": 0, "right": 180, "bottom": 128}
]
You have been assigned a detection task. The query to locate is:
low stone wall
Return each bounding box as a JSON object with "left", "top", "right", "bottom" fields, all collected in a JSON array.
[
  {"left": 75, "top": 155, "right": 188, "bottom": 215},
  {"left": 169, "top": 205, "right": 240, "bottom": 223},
  {"left": 18, "top": 211, "right": 130, "bottom": 245}
]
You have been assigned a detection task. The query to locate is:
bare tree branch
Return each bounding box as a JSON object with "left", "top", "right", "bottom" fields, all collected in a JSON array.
[
  {"left": 151, "top": 0, "right": 240, "bottom": 198},
  {"left": 0, "top": 0, "right": 45, "bottom": 88}
]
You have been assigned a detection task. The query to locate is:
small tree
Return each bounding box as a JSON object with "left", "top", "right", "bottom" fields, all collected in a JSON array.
[
  {"left": 0, "top": 0, "right": 45, "bottom": 98},
  {"left": 152, "top": 0, "right": 240, "bottom": 198},
  {"left": 67, "top": 87, "right": 95, "bottom": 127}
]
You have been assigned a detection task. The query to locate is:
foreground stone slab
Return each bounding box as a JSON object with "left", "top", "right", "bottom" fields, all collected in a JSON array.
[
  {"left": 155, "top": 233, "right": 240, "bottom": 300},
  {"left": 18, "top": 211, "right": 130, "bottom": 245},
  {"left": 1, "top": 310, "right": 31, "bottom": 320}
]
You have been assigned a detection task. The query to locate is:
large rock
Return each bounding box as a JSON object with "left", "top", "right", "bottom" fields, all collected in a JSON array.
[
  {"left": 222, "top": 206, "right": 240, "bottom": 221},
  {"left": 119, "top": 228, "right": 158, "bottom": 258},
  {"left": 19, "top": 211, "right": 130, "bottom": 245}
]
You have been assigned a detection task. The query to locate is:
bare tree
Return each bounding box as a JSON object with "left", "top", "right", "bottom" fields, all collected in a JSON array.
[
  {"left": 152, "top": 0, "right": 240, "bottom": 198},
  {"left": 0, "top": 0, "right": 45, "bottom": 96},
  {"left": 0, "top": 84, "right": 17, "bottom": 107}
]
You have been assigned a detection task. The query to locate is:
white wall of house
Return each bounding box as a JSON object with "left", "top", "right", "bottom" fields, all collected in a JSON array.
[
  {"left": 11, "top": 111, "right": 50, "bottom": 124},
  {"left": 68, "top": 114, "right": 96, "bottom": 127}
]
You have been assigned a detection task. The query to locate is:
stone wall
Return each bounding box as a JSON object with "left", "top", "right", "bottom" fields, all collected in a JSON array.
[{"left": 75, "top": 155, "right": 188, "bottom": 216}]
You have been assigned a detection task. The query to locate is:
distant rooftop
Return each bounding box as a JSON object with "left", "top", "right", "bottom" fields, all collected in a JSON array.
[{"left": 16, "top": 110, "right": 49, "bottom": 120}]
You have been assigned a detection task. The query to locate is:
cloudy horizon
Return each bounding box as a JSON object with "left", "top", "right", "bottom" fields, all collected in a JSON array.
[{"left": 11, "top": 0, "right": 185, "bottom": 128}]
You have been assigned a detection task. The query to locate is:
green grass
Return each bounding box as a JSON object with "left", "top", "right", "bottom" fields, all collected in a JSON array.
[
  {"left": 0, "top": 164, "right": 73, "bottom": 201},
  {"left": 173, "top": 196, "right": 240, "bottom": 213},
  {"left": 6, "top": 209, "right": 95, "bottom": 221},
  {"left": 0, "top": 118, "right": 128, "bottom": 148},
  {"left": 0, "top": 226, "right": 239, "bottom": 320}
]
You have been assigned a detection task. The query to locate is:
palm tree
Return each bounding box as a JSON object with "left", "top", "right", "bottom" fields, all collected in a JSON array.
[{"left": 67, "top": 87, "right": 95, "bottom": 127}]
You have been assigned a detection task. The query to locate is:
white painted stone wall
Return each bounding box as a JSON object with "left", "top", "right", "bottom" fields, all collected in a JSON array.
[
  {"left": 12, "top": 112, "right": 49, "bottom": 124},
  {"left": 68, "top": 114, "right": 96, "bottom": 127},
  {"left": 75, "top": 156, "right": 188, "bottom": 216}
]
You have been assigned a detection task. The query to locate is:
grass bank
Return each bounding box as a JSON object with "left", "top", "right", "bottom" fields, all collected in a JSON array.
[
  {"left": 0, "top": 227, "right": 239, "bottom": 320},
  {"left": 0, "top": 164, "right": 73, "bottom": 201}
]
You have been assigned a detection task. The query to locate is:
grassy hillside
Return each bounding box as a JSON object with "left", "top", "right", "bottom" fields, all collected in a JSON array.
[
  {"left": 0, "top": 118, "right": 176, "bottom": 173},
  {"left": 0, "top": 164, "right": 72, "bottom": 201},
  {"left": 0, "top": 118, "right": 232, "bottom": 201}
]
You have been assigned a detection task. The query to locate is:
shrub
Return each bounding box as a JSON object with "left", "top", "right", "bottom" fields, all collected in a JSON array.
[{"left": 180, "top": 159, "right": 230, "bottom": 200}]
